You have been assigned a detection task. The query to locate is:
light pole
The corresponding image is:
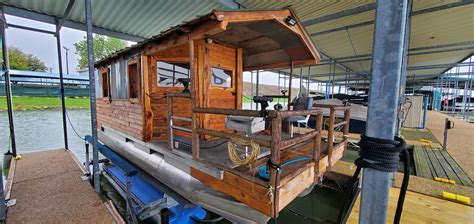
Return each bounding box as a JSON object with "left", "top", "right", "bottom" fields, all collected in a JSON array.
[{"left": 62, "top": 46, "right": 69, "bottom": 74}]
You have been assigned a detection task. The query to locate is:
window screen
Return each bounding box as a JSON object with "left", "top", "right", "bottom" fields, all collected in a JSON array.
[
  {"left": 157, "top": 61, "right": 189, "bottom": 87},
  {"left": 211, "top": 67, "right": 232, "bottom": 88}
]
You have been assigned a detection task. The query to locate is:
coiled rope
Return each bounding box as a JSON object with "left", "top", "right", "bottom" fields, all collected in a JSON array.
[
  {"left": 337, "top": 134, "right": 409, "bottom": 224},
  {"left": 227, "top": 137, "right": 260, "bottom": 166}
]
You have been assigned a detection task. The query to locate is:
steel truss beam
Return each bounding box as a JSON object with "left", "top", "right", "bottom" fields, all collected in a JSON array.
[
  {"left": 2, "top": 4, "right": 144, "bottom": 42},
  {"left": 310, "top": 0, "right": 474, "bottom": 36}
]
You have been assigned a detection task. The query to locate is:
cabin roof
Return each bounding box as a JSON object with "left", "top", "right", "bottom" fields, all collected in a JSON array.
[{"left": 94, "top": 9, "right": 320, "bottom": 70}]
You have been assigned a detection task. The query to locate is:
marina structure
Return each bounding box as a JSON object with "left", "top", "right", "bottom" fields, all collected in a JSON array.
[{"left": 0, "top": 0, "right": 473, "bottom": 223}]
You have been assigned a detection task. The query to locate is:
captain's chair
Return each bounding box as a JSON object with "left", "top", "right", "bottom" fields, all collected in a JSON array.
[{"left": 286, "top": 97, "right": 313, "bottom": 137}]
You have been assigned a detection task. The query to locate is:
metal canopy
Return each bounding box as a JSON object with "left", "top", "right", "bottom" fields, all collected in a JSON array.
[{"left": 1, "top": 0, "right": 473, "bottom": 86}]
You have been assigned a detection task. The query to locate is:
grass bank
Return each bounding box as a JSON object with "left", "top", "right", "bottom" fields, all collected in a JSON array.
[{"left": 0, "top": 96, "right": 90, "bottom": 111}]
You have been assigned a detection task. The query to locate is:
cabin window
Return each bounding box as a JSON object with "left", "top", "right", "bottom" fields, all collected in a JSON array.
[
  {"left": 157, "top": 61, "right": 189, "bottom": 87},
  {"left": 128, "top": 61, "right": 140, "bottom": 99},
  {"left": 101, "top": 68, "right": 110, "bottom": 98},
  {"left": 211, "top": 67, "right": 232, "bottom": 88},
  {"left": 110, "top": 60, "right": 129, "bottom": 99}
]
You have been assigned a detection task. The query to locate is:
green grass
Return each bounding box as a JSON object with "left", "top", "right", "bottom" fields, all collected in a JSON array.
[{"left": 0, "top": 96, "right": 90, "bottom": 111}]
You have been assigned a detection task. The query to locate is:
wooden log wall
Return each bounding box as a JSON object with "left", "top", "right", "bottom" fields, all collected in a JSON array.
[{"left": 96, "top": 99, "right": 144, "bottom": 139}]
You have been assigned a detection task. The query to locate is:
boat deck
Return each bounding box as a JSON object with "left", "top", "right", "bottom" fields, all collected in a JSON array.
[
  {"left": 348, "top": 187, "right": 474, "bottom": 223},
  {"left": 5, "top": 149, "right": 119, "bottom": 223}
]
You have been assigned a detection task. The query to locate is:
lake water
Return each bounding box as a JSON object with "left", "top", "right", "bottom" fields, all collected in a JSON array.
[{"left": 0, "top": 104, "right": 345, "bottom": 223}]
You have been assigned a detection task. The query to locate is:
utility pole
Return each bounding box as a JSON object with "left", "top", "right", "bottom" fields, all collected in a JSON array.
[{"left": 63, "top": 46, "right": 69, "bottom": 74}]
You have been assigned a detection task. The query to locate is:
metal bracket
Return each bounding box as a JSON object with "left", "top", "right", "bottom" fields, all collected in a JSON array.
[{"left": 138, "top": 198, "right": 167, "bottom": 220}]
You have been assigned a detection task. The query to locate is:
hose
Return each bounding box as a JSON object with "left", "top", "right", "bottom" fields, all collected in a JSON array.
[{"left": 227, "top": 137, "right": 260, "bottom": 166}]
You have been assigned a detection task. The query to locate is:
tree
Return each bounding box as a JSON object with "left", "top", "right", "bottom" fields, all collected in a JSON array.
[
  {"left": 74, "top": 35, "right": 127, "bottom": 70},
  {"left": 5, "top": 47, "right": 47, "bottom": 71}
]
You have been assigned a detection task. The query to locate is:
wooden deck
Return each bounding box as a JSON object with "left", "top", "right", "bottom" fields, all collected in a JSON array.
[
  {"left": 5, "top": 149, "right": 120, "bottom": 223},
  {"left": 413, "top": 145, "right": 473, "bottom": 187},
  {"left": 348, "top": 187, "right": 474, "bottom": 223}
]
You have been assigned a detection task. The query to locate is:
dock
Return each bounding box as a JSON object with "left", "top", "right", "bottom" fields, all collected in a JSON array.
[
  {"left": 348, "top": 187, "right": 474, "bottom": 223},
  {"left": 5, "top": 149, "right": 119, "bottom": 223},
  {"left": 426, "top": 111, "right": 474, "bottom": 180}
]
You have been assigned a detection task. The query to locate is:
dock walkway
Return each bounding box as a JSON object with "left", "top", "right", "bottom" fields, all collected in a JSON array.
[
  {"left": 427, "top": 111, "right": 474, "bottom": 180},
  {"left": 413, "top": 145, "right": 473, "bottom": 187},
  {"left": 5, "top": 149, "right": 116, "bottom": 223},
  {"left": 348, "top": 187, "right": 474, "bottom": 223}
]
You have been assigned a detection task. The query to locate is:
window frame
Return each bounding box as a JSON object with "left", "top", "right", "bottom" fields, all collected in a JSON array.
[
  {"left": 156, "top": 60, "right": 190, "bottom": 88},
  {"left": 100, "top": 67, "right": 110, "bottom": 99},
  {"left": 127, "top": 58, "right": 141, "bottom": 102},
  {"left": 210, "top": 66, "right": 234, "bottom": 90}
]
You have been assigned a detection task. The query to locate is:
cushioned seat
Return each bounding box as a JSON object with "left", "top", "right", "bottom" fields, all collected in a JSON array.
[{"left": 225, "top": 115, "right": 265, "bottom": 134}]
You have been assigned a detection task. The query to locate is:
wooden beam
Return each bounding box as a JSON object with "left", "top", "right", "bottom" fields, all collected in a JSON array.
[
  {"left": 189, "top": 39, "right": 200, "bottom": 160},
  {"left": 141, "top": 55, "right": 153, "bottom": 141}
]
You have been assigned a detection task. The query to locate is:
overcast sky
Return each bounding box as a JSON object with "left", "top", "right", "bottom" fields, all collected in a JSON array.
[{"left": 6, "top": 15, "right": 85, "bottom": 74}]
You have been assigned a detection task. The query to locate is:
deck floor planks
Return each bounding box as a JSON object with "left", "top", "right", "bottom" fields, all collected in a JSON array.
[
  {"left": 348, "top": 187, "right": 474, "bottom": 223},
  {"left": 424, "top": 146, "right": 448, "bottom": 179},
  {"left": 432, "top": 148, "right": 462, "bottom": 185},
  {"left": 439, "top": 150, "right": 474, "bottom": 187},
  {"left": 6, "top": 149, "right": 115, "bottom": 224},
  {"left": 413, "top": 146, "right": 432, "bottom": 178},
  {"left": 412, "top": 145, "right": 473, "bottom": 187}
]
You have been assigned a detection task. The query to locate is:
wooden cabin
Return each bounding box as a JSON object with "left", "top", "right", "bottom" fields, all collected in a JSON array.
[{"left": 94, "top": 9, "right": 350, "bottom": 218}]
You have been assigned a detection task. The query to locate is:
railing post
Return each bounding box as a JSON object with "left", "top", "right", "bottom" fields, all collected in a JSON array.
[
  {"left": 270, "top": 114, "right": 282, "bottom": 217},
  {"left": 343, "top": 108, "right": 351, "bottom": 143},
  {"left": 313, "top": 112, "right": 323, "bottom": 181},
  {"left": 327, "top": 107, "right": 336, "bottom": 167},
  {"left": 189, "top": 39, "right": 200, "bottom": 160}
]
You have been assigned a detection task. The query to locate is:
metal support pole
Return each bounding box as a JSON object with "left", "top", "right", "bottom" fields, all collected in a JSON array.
[
  {"left": 55, "top": 22, "right": 69, "bottom": 150},
  {"left": 299, "top": 67, "right": 303, "bottom": 96},
  {"left": 288, "top": 62, "right": 294, "bottom": 108},
  {"left": 256, "top": 70, "right": 260, "bottom": 110},
  {"left": 307, "top": 66, "right": 310, "bottom": 93},
  {"left": 360, "top": 0, "right": 409, "bottom": 223},
  {"left": 84, "top": 0, "right": 100, "bottom": 193},
  {"left": 1, "top": 8, "right": 16, "bottom": 157},
  {"left": 250, "top": 71, "right": 253, "bottom": 110}
]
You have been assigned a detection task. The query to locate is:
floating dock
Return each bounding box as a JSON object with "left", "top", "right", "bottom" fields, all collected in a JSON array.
[
  {"left": 4, "top": 149, "right": 120, "bottom": 223},
  {"left": 348, "top": 187, "right": 474, "bottom": 223}
]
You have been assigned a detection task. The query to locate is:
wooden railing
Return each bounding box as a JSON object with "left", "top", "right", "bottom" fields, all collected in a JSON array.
[
  {"left": 166, "top": 92, "right": 191, "bottom": 149},
  {"left": 313, "top": 104, "right": 351, "bottom": 167},
  {"left": 192, "top": 108, "right": 324, "bottom": 190}
]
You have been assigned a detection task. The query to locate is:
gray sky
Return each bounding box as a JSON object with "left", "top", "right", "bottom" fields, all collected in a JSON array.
[{"left": 6, "top": 15, "right": 84, "bottom": 74}]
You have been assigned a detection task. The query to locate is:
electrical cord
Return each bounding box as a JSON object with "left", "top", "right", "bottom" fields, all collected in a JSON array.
[{"left": 65, "top": 110, "right": 86, "bottom": 141}]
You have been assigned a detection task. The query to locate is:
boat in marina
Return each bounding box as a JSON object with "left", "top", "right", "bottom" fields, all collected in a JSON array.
[{"left": 93, "top": 9, "right": 350, "bottom": 223}]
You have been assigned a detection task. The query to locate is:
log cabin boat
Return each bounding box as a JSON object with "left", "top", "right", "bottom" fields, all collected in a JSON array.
[{"left": 94, "top": 9, "right": 350, "bottom": 223}]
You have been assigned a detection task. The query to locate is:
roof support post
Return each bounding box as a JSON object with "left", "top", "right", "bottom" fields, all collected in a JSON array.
[
  {"left": 287, "top": 62, "right": 293, "bottom": 108},
  {"left": 0, "top": 6, "right": 10, "bottom": 221},
  {"left": 55, "top": 20, "right": 69, "bottom": 150},
  {"left": 0, "top": 6, "right": 16, "bottom": 158},
  {"left": 396, "top": 0, "right": 412, "bottom": 135},
  {"left": 256, "top": 70, "right": 260, "bottom": 110},
  {"left": 360, "top": 0, "right": 409, "bottom": 223},
  {"left": 84, "top": 0, "right": 100, "bottom": 193}
]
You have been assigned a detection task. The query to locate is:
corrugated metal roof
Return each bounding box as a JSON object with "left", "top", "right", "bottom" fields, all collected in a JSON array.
[
  {"left": 2, "top": 0, "right": 472, "bottom": 86},
  {"left": 237, "top": 0, "right": 474, "bottom": 85},
  {"left": 1, "top": 0, "right": 222, "bottom": 38}
]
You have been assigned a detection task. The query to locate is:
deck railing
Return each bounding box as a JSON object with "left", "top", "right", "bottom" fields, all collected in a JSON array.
[
  {"left": 166, "top": 92, "right": 192, "bottom": 149},
  {"left": 191, "top": 108, "right": 324, "bottom": 190},
  {"left": 313, "top": 104, "right": 351, "bottom": 166}
]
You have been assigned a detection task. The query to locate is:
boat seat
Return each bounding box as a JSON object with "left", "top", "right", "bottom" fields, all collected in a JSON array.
[{"left": 225, "top": 115, "right": 265, "bottom": 135}]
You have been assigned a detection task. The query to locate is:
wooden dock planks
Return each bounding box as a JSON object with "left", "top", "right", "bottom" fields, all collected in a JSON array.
[
  {"left": 348, "top": 187, "right": 474, "bottom": 223},
  {"left": 6, "top": 149, "right": 117, "bottom": 223},
  {"left": 413, "top": 145, "right": 473, "bottom": 187}
]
